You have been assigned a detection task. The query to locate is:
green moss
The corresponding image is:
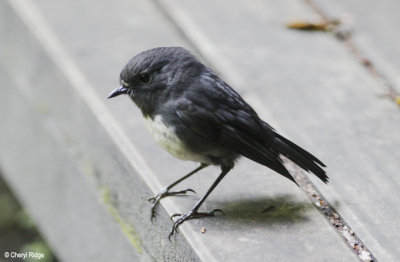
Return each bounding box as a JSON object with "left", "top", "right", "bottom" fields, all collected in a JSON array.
[
  {"left": 102, "top": 186, "right": 111, "bottom": 204},
  {"left": 101, "top": 187, "right": 143, "bottom": 254},
  {"left": 81, "top": 157, "right": 95, "bottom": 177},
  {"left": 34, "top": 100, "right": 50, "bottom": 115}
]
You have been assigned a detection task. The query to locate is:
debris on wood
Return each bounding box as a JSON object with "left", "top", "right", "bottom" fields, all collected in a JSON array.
[
  {"left": 395, "top": 96, "right": 400, "bottom": 106},
  {"left": 285, "top": 160, "right": 375, "bottom": 262},
  {"left": 285, "top": 14, "right": 354, "bottom": 40},
  {"left": 286, "top": 18, "right": 337, "bottom": 31}
]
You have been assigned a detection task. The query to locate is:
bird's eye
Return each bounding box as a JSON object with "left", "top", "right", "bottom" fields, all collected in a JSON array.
[{"left": 139, "top": 73, "right": 151, "bottom": 83}]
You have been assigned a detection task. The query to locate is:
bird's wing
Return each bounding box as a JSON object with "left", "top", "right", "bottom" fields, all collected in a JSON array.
[
  {"left": 176, "top": 95, "right": 298, "bottom": 184},
  {"left": 175, "top": 74, "right": 327, "bottom": 184}
]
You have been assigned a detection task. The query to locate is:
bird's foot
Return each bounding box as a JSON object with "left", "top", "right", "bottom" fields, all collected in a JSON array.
[
  {"left": 147, "top": 187, "right": 196, "bottom": 220},
  {"left": 168, "top": 209, "right": 224, "bottom": 239}
]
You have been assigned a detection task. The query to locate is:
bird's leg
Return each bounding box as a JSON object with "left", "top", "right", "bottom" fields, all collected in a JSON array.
[
  {"left": 169, "top": 165, "right": 231, "bottom": 239},
  {"left": 148, "top": 163, "right": 208, "bottom": 220}
]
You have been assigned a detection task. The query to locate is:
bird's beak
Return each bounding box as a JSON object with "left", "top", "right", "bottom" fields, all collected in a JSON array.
[{"left": 107, "top": 86, "right": 129, "bottom": 99}]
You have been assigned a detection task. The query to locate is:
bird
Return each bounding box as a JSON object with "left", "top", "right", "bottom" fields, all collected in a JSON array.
[{"left": 107, "top": 47, "right": 328, "bottom": 238}]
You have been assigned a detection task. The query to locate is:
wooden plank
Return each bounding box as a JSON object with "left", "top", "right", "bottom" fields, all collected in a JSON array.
[
  {"left": 0, "top": 69, "right": 144, "bottom": 262},
  {"left": 314, "top": 0, "right": 400, "bottom": 95},
  {"left": 159, "top": 0, "right": 400, "bottom": 261},
  {"left": 1, "top": 0, "right": 358, "bottom": 261},
  {"left": 0, "top": 1, "right": 199, "bottom": 261}
]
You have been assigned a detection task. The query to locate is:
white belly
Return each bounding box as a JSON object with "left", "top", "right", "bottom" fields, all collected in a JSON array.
[{"left": 144, "top": 115, "right": 206, "bottom": 163}]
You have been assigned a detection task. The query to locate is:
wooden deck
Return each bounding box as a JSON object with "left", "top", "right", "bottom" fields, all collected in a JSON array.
[{"left": 1, "top": 0, "right": 399, "bottom": 261}]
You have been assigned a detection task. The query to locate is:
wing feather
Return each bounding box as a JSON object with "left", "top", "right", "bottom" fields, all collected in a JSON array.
[{"left": 176, "top": 100, "right": 297, "bottom": 184}]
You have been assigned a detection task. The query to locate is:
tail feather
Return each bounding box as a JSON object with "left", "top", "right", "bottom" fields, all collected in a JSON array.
[{"left": 272, "top": 132, "right": 328, "bottom": 183}]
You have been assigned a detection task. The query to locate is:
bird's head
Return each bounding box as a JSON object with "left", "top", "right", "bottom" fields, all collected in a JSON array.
[{"left": 107, "top": 47, "right": 203, "bottom": 113}]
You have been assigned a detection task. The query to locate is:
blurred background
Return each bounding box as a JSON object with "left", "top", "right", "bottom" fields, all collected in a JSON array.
[
  {"left": 1, "top": 0, "right": 399, "bottom": 261},
  {"left": 0, "top": 174, "right": 56, "bottom": 262}
]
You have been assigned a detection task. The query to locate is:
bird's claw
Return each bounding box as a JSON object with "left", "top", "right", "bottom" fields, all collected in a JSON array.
[
  {"left": 170, "top": 213, "right": 181, "bottom": 221},
  {"left": 209, "top": 209, "right": 225, "bottom": 215},
  {"left": 148, "top": 188, "right": 196, "bottom": 202},
  {"left": 148, "top": 188, "right": 197, "bottom": 220},
  {"left": 168, "top": 208, "right": 224, "bottom": 240}
]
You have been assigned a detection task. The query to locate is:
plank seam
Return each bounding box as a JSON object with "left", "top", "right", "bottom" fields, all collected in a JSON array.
[
  {"left": 304, "top": 0, "right": 400, "bottom": 109},
  {"left": 153, "top": 0, "right": 375, "bottom": 261}
]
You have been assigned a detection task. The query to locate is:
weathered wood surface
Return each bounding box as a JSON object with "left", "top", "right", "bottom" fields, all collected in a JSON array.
[{"left": 1, "top": 0, "right": 399, "bottom": 261}]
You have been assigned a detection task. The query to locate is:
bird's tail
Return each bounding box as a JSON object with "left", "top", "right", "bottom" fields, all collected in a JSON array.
[{"left": 272, "top": 132, "right": 328, "bottom": 183}]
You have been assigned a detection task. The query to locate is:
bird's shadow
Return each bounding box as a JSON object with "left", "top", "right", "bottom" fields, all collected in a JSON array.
[{"left": 207, "top": 194, "right": 315, "bottom": 225}]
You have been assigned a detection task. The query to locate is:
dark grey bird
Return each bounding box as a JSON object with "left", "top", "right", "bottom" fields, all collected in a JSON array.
[{"left": 107, "top": 47, "right": 328, "bottom": 238}]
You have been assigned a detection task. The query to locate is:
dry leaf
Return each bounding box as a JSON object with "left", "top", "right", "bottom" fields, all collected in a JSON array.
[
  {"left": 286, "top": 19, "right": 331, "bottom": 31},
  {"left": 395, "top": 96, "right": 400, "bottom": 106}
]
